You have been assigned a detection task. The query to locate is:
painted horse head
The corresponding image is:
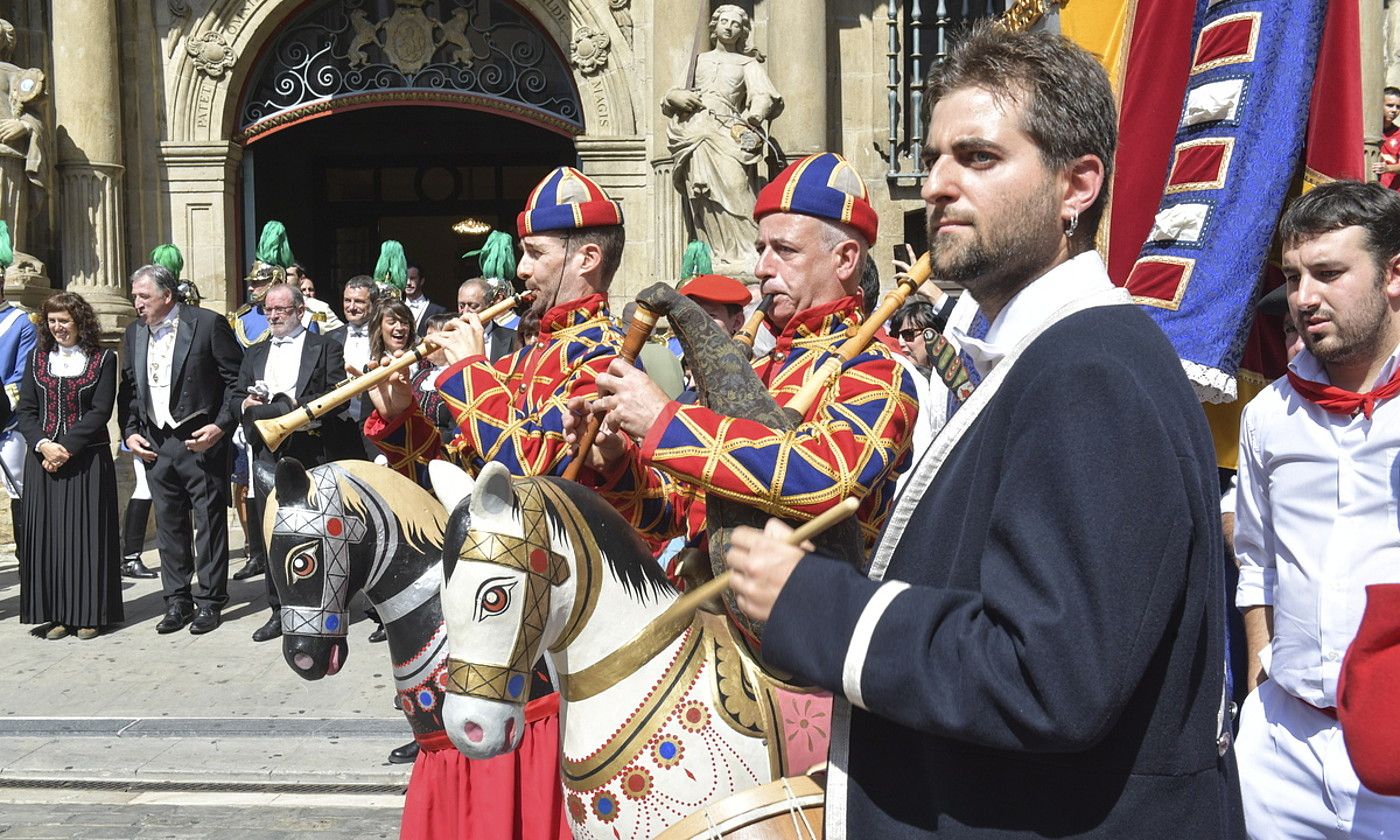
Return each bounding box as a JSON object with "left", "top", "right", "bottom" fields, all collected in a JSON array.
[
  {"left": 256, "top": 458, "right": 448, "bottom": 691},
  {"left": 433, "top": 460, "right": 675, "bottom": 759}
]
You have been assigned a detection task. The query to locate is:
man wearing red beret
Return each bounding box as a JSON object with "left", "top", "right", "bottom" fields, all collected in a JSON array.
[
  {"left": 1234, "top": 181, "right": 1400, "bottom": 837},
  {"left": 678, "top": 273, "right": 753, "bottom": 339},
  {"left": 567, "top": 152, "right": 919, "bottom": 558}
]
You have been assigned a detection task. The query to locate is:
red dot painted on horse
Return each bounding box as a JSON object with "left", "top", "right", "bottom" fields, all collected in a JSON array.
[
  {"left": 530, "top": 548, "right": 549, "bottom": 574},
  {"left": 326, "top": 517, "right": 343, "bottom": 537}
]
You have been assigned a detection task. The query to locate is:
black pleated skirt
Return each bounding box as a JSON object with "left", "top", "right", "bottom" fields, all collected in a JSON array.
[{"left": 19, "top": 444, "right": 124, "bottom": 628}]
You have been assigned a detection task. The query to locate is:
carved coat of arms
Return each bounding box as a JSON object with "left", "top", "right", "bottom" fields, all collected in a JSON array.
[{"left": 346, "top": 0, "right": 491, "bottom": 76}]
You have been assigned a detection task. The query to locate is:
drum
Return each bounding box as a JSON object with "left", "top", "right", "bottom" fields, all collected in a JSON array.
[{"left": 656, "top": 774, "right": 825, "bottom": 840}]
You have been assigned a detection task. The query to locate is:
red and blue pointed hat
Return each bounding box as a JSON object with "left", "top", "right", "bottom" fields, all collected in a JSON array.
[
  {"left": 517, "top": 166, "right": 624, "bottom": 238},
  {"left": 753, "top": 152, "right": 878, "bottom": 246}
]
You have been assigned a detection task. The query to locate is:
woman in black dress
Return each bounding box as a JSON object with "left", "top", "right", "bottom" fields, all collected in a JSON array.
[{"left": 17, "top": 291, "right": 122, "bottom": 640}]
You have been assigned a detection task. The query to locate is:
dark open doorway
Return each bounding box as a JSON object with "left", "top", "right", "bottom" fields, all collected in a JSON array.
[{"left": 245, "top": 105, "right": 575, "bottom": 309}]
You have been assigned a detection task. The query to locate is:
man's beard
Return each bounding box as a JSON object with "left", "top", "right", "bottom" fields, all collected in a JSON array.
[
  {"left": 1302, "top": 292, "right": 1390, "bottom": 368},
  {"left": 926, "top": 189, "right": 1063, "bottom": 308}
]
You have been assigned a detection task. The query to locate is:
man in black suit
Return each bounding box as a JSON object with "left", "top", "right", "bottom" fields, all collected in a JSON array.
[
  {"left": 232, "top": 282, "right": 359, "bottom": 643},
  {"left": 325, "top": 275, "right": 378, "bottom": 459},
  {"left": 456, "top": 277, "right": 516, "bottom": 361},
  {"left": 120, "top": 264, "right": 243, "bottom": 635},
  {"left": 404, "top": 265, "right": 447, "bottom": 337}
]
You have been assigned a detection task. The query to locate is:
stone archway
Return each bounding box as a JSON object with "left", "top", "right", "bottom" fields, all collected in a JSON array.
[{"left": 159, "top": 0, "right": 643, "bottom": 309}]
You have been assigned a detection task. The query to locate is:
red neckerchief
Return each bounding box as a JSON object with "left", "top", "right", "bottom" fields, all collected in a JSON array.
[{"left": 1287, "top": 364, "right": 1400, "bottom": 420}]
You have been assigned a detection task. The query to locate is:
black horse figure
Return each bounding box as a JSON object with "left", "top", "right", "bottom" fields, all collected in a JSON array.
[
  {"left": 255, "top": 459, "right": 450, "bottom": 733},
  {"left": 254, "top": 458, "right": 569, "bottom": 840}
]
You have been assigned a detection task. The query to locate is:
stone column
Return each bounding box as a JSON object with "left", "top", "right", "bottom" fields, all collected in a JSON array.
[
  {"left": 1362, "top": 0, "right": 1384, "bottom": 178},
  {"left": 50, "top": 0, "right": 133, "bottom": 335},
  {"left": 160, "top": 142, "right": 244, "bottom": 313},
  {"left": 766, "top": 0, "right": 829, "bottom": 156},
  {"left": 1387, "top": 1, "right": 1400, "bottom": 89}
]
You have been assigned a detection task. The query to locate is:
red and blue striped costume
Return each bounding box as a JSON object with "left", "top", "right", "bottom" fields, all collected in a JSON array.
[
  {"left": 586, "top": 295, "right": 919, "bottom": 550},
  {"left": 365, "top": 293, "right": 623, "bottom": 479}
]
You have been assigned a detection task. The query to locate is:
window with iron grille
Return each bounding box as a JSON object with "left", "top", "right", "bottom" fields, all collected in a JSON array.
[{"left": 885, "top": 0, "right": 1008, "bottom": 186}]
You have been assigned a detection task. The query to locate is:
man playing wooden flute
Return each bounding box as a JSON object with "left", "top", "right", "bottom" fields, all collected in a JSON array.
[
  {"left": 362, "top": 166, "right": 627, "bottom": 479},
  {"left": 722, "top": 24, "right": 1242, "bottom": 840},
  {"left": 565, "top": 151, "right": 920, "bottom": 553}
]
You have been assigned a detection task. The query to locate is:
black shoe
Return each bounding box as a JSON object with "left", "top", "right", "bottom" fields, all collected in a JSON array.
[
  {"left": 232, "top": 557, "right": 267, "bottom": 581},
  {"left": 189, "top": 605, "right": 221, "bottom": 635},
  {"left": 387, "top": 741, "right": 419, "bottom": 764},
  {"left": 156, "top": 603, "right": 195, "bottom": 634},
  {"left": 368, "top": 624, "right": 387, "bottom": 643},
  {"left": 121, "top": 558, "right": 158, "bottom": 579},
  {"left": 251, "top": 615, "right": 282, "bottom": 642}
]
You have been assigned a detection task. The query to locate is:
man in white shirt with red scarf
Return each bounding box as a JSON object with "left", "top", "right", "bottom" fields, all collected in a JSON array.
[{"left": 1235, "top": 180, "right": 1400, "bottom": 838}]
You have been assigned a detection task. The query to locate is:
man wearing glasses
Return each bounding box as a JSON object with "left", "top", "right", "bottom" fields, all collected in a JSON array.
[{"left": 231, "top": 282, "right": 359, "bottom": 643}]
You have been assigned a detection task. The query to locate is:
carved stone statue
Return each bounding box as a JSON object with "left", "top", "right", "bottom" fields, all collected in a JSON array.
[
  {"left": 663, "top": 5, "right": 782, "bottom": 274},
  {"left": 0, "top": 19, "right": 45, "bottom": 259}
]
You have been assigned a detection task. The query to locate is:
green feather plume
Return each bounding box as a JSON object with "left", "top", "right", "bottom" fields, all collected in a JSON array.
[
  {"left": 462, "top": 230, "right": 517, "bottom": 281},
  {"left": 0, "top": 221, "right": 10, "bottom": 271},
  {"left": 374, "top": 240, "right": 408, "bottom": 292},
  {"left": 255, "top": 221, "right": 295, "bottom": 269},
  {"left": 150, "top": 244, "right": 184, "bottom": 278},
  {"left": 680, "top": 240, "right": 713, "bottom": 281}
]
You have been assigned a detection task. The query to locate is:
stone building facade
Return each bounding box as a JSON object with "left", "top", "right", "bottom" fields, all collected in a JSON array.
[
  {"left": 4, "top": 0, "right": 1002, "bottom": 329},
  {"left": 2, "top": 0, "right": 1386, "bottom": 331}
]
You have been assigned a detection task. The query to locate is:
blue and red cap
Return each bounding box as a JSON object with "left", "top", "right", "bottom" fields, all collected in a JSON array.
[
  {"left": 517, "top": 166, "right": 624, "bottom": 239},
  {"left": 753, "top": 152, "right": 878, "bottom": 246}
]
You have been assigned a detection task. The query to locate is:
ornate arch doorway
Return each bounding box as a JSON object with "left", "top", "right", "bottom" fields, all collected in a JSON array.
[{"left": 237, "top": 0, "right": 581, "bottom": 300}]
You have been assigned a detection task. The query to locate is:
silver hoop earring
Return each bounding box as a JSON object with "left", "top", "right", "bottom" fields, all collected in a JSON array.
[{"left": 1065, "top": 211, "right": 1079, "bottom": 239}]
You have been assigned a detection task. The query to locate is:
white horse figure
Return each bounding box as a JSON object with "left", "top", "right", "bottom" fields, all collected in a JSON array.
[{"left": 430, "top": 461, "right": 831, "bottom": 839}]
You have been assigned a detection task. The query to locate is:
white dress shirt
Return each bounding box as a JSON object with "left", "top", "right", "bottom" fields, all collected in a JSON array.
[
  {"left": 342, "top": 322, "right": 371, "bottom": 373},
  {"left": 146, "top": 304, "right": 182, "bottom": 430},
  {"left": 406, "top": 295, "right": 430, "bottom": 327},
  {"left": 1234, "top": 342, "right": 1400, "bottom": 708},
  {"left": 948, "top": 251, "right": 1115, "bottom": 378},
  {"left": 49, "top": 345, "right": 88, "bottom": 378},
  {"left": 264, "top": 326, "right": 307, "bottom": 399}
]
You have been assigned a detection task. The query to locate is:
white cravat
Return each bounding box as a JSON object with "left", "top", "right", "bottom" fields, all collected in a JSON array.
[
  {"left": 949, "top": 251, "right": 1113, "bottom": 378},
  {"left": 265, "top": 327, "right": 306, "bottom": 399},
  {"left": 1235, "top": 343, "right": 1400, "bottom": 709},
  {"left": 49, "top": 345, "right": 87, "bottom": 378},
  {"left": 406, "top": 295, "right": 429, "bottom": 322},
  {"left": 146, "top": 305, "right": 182, "bottom": 430},
  {"left": 343, "top": 323, "right": 371, "bottom": 372}
]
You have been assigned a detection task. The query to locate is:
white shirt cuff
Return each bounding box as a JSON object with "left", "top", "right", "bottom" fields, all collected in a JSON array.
[{"left": 1235, "top": 565, "right": 1275, "bottom": 609}]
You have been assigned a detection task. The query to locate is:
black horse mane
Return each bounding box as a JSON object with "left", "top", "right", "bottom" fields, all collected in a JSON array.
[{"left": 535, "top": 477, "right": 677, "bottom": 604}]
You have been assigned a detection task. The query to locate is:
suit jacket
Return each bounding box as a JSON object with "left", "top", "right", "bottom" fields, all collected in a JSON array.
[
  {"left": 765, "top": 306, "right": 1242, "bottom": 839},
  {"left": 483, "top": 322, "right": 516, "bottom": 362},
  {"left": 119, "top": 305, "right": 243, "bottom": 441},
  {"left": 322, "top": 324, "right": 378, "bottom": 459},
  {"left": 410, "top": 299, "right": 448, "bottom": 337},
  {"left": 230, "top": 330, "right": 359, "bottom": 464}
]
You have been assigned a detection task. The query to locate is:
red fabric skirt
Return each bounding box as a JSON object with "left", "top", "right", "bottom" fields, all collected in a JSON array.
[{"left": 401, "top": 694, "right": 570, "bottom": 840}]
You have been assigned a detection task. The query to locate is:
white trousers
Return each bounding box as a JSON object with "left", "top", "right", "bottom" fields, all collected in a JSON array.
[
  {"left": 0, "top": 431, "right": 25, "bottom": 498},
  {"left": 1237, "top": 678, "right": 1400, "bottom": 838}
]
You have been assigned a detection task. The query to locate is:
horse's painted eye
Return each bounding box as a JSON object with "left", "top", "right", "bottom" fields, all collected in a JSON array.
[
  {"left": 475, "top": 576, "right": 518, "bottom": 621},
  {"left": 283, "top": 540, "right": 320, "bottom": 582},
  {"left": 291, "top": 552, "right": 317, "bottom": 579}
]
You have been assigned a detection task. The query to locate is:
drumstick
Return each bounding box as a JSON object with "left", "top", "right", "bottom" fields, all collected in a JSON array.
[{"left": 671, "top": 497, "right": 860, "bottom": 616}]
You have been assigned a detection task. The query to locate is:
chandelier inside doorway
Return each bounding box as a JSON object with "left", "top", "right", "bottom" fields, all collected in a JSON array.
[{"left": 239, "top": 0, "right": 583, "bottom": 142}]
